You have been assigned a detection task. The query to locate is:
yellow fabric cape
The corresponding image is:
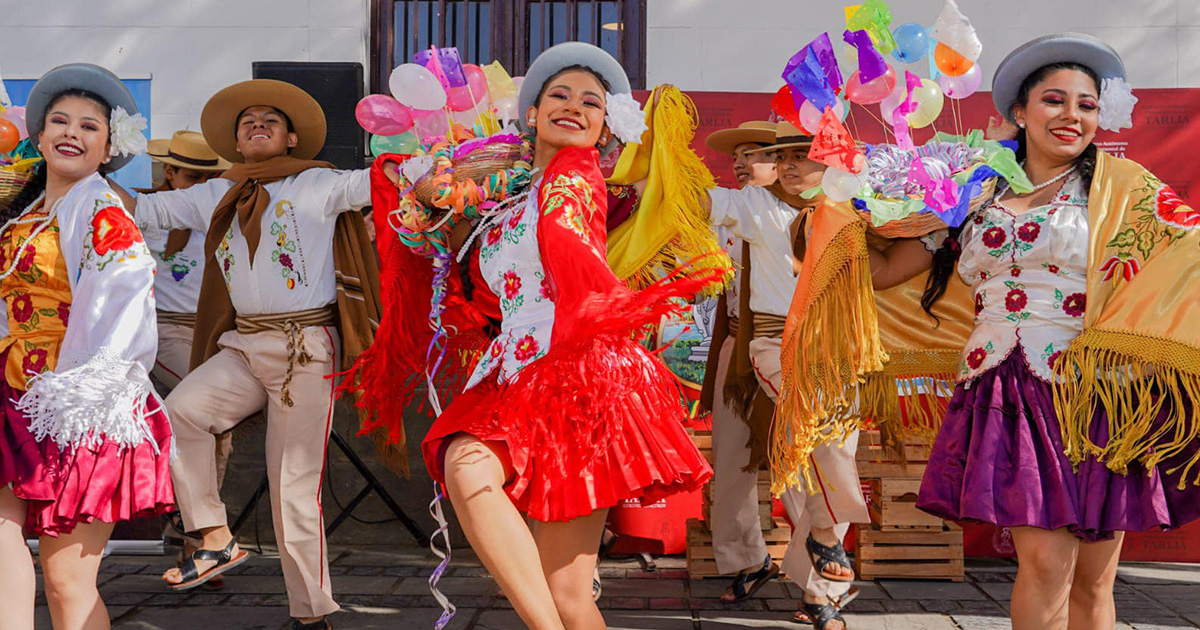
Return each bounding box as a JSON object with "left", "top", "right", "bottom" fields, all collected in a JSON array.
[
  {"left": 768, "top": 200, "right": 973, "bottom": 494},
  {"left": 1054, "top": 152, "right": 1200, "bottom": 489},
  {"left": 607, "top": 85, "right": 732, "bottom": 293}
]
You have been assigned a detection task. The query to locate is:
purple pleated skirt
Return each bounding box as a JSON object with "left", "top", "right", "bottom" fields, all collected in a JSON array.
[{"left": 917, "top": 351, "right": 1200, "bottom": 542}]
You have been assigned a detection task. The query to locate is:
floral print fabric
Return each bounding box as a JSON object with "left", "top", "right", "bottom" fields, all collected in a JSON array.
[
  {"left": 0, "top": 214, "right": 72, "bottom": 388},
  {"left": 956, "top": 171, "right": 1089, "bottom": 383},
  {"left": 465, "top": 185, "right": 554, "bottom": 389}
]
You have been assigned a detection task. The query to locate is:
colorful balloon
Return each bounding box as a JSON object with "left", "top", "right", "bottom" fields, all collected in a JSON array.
[
  {"left": 822, "top": 166, "right": 866, "bottom": 202},
  {"left": 891, "top": 23, "right": 929, "bottom": 63},
  {"left": 1, "top": 107, "right": 28, "bottom": 141},
  {"left": 389, "top": 63, "right": 448, "bottom": 111},
  {"left": 934, "top": 42, "right": 973, "bottom": 77},
  {"left": 370, "top": 131, "right": 420, "bottom": 156},
  {"left": 355, "top": 95, "right": 414, "bottom": 136},
  {"left": 938, "top": 62, "right": 982, "bottom": 99},
  {"left": 799, "top": 99, "right": 845, "bottom": 134},
  {"left": 0, "top": 118, "right": 19, "bottom": 153},
  {"left": 412, "top": 108, "right": 451, "bottom": 142},
  {"left": 907, "top": 78, "right": 945, "bottom": 128},
  {"left": 493, "top": 96, "right": 519, "bottom": 122},
  {"left": 447, "top": 64, "right": 490, "bottom": 112},
  {"left": 845, "top": 65, "right": 897, "bottom": 105},
  {"left": 878, "top": 76, "right": 909, "bottom": 120}
]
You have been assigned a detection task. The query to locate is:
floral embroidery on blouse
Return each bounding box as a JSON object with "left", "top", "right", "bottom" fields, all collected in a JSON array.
[
  {"left": 83, "top": 197, "right": 148, "bottom": 271},
  {"left": 269, "top": 200, "right": 308, "bottom": 290},
  {"left": 956, "top": 171, "right": 1089, "bottom": 383},
  {"left": 1095, "top": 175, "right": 1197, "bottom": 289},
  {"left": 216, "top": 223, "right": 236, "bottom": 286},
  {"left": 542, "top": 172, "right": 595, "bottom": 243},
  {"left": 464, "top": 183, "right": 555, "bottom": 389},
  {"left": 0, "top": 214, "right": 72, "bottom": 388}
]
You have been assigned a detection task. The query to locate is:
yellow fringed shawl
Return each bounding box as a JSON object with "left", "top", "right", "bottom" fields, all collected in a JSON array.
[
  {"left": 607, "top": 85, "right": 732, "bottom": 294},
  {"left": 1054, "top": 151, "right": 1200, "bottom": 489},
  {"left": 769, "top": 201, "right": 974, "bottom": 494}
]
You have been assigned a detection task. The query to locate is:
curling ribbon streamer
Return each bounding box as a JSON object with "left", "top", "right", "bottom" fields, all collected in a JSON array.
[{"left": 428, "top": 483, "right": 457, "bottom": 630}]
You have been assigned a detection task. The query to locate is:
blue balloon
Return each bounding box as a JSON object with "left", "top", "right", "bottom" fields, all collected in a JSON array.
[{"left": 891, "top": 23, "right": 929, "bottom": 64}]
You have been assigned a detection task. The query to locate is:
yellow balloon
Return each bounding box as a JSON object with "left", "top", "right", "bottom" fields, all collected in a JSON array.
[{"left": 907, "top": 78, "right": 945, "bottom": 129}]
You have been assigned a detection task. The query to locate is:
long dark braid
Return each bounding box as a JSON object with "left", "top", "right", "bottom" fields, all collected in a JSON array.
[{"left": 921, "top": 61, "right": 1100, "bottom": 319}]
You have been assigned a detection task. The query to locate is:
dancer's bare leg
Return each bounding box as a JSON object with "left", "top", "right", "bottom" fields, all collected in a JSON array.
[
  {"left": 40, "top": 520, "right": 115, "bottom": 630},
  {"left": 443, "top": 435, "right": 564, "bottom": 630},
  {"left": 1011, "top": 526, "right": 1078, "bottom": 630},
  {"left": 1068, "top": 532, "right": 1123, "bottom": 630},
  {"left": 0, "top": 486, "right": 35, "bottom": 630},
  {"left": 535, "top": 509, "right": 609, "bottom": 630}
]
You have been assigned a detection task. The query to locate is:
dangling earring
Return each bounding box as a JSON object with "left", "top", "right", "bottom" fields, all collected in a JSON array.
[{"left": 1018, "top": 122, "right": 1026, "bottom": 129}]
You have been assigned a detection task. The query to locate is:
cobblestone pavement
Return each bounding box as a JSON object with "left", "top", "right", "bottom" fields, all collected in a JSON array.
[{"left": 31, "top": 545, "right": 1200, "bottom": 629}]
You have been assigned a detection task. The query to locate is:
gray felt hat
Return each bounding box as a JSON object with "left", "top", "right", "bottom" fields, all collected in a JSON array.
[
  {"left": 25, "top": 63, "right": 141, "bottom": 171},
  {"left": 992, "top": 33, "right": 1126, "bottom": 125},
  {"left": 517, "top": 41, "right": 631, "bottom": 155}
]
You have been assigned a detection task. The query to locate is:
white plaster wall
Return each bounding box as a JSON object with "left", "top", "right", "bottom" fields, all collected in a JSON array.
[
  {"left": 0, "top": 0, "right": 370, "bottom": 136},
  {"left": 647, "top": 0, "right": 1199, "bottom": 92}
]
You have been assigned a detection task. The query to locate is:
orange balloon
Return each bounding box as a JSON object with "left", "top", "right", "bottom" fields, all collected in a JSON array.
[
  {"left": 934, "top": 42, "right": 974, "bottom": 77},
  {"left": 0, "top": 118, "right": 19, "bottom": 153}
]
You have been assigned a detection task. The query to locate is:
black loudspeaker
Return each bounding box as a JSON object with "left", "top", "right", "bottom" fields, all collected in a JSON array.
[{"left": 252, "top": 61, "right": 365, "bottom": 169}]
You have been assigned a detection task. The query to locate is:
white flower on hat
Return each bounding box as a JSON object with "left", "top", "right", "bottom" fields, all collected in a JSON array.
[
  {"left": 108, "top": 106, "right": 148, "bottom": 158},
  {"left": 1098, "top": 77, "right": 1137, "bottom": 133},
  {"left": 604, "top": 92, "right": 648, "bottom": 145}
]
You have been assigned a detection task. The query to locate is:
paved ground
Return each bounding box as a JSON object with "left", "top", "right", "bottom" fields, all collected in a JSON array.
[{"left": 30, "top": 545, "right": 1200, "bottom": 629}]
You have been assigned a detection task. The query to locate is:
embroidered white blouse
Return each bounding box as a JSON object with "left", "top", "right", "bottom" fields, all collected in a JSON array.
[
  {"left": 464, "top": 184, "right": 553, "bottom": 389},
  {"left": 709, "top": 186, "right": 800, "bottom": 317},
  {"left": 5, "top": 173, "right": 159, "bottom": 449},
  {"left": 956, "top": 171, "right": 1090, "bottom": 383},
  {"left": 134, "top": 168, "right": 371, "bottom": 315},
  {"left": 142, "top": 226, "right": 205, "bottom": 314}
]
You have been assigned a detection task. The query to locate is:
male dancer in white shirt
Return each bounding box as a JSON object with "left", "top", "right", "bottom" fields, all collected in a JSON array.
[
  {"left": 706, "top": 122, "right": 868, "bottom": 629},
  {"left": 121, "top": 79, "right": 399, "bottom": 630}
]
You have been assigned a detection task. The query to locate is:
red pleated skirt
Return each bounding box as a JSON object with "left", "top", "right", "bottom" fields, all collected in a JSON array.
[
  {"left": 0, "top": 374, "right": 175, "bottom": 537},
  {"left": 422, "top": 334, "right": 712, "bottom": 522}
]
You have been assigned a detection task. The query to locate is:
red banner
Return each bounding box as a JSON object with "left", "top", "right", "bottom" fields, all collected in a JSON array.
[{"left": 609, "top": 89, "right": 1200, "bottom": 561}]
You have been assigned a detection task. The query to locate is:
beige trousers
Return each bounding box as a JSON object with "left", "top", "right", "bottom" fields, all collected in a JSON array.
[
  {"left": 748, "top": 336, "right": 869, "bottom": 598},
  {"left": 166, "top": 326, "right": 341, "bottom": 619},
  {"left": 152, "top": 321, "right": 233, "bottom": 484}
]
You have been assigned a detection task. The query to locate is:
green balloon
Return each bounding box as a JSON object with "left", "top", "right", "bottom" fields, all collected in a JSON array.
[{"left": 370, "top": 131, "right": 420, "bottom": 156}]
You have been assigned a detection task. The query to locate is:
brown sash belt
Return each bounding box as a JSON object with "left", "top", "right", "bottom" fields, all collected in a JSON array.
[
  {"left": 157, "top": 310, "right": 197, "bottom": 328},
  {"left": 752, "top": 313, "right": 787, "bottom": 340},
  {"left": 235, "top": 306, "right": 337, "bottom": 407}
]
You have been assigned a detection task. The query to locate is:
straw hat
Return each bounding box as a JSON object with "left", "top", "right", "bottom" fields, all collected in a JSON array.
[
  {"left": 704, "top": 121, "right": 777, "bottom": 156},
  {"left": 747, "top": 121, "right": 814, "bottom": 154},
  {"left": 993, "top": 33, "right": 1126, "bottom": 125},
  {"left": 147, "top": 130, "right": 231, "bottom": 172},
  {"left": 25, "top": 63, "right": 141, "bottom": 171},
  {"left": 200, "top": 79, "right": 326, "bottom": 163}
]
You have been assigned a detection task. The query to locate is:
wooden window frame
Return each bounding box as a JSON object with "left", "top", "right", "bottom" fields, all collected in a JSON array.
[{"left": 370, "top": 0, "right": 646, "bottom": 95}]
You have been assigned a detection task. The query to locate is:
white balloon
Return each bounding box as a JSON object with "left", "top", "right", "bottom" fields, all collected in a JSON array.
[
  {"left": 389, "top": 64, "right": 448, "bottom": 111},
  {"left": 494, "top": 96, "right": 519, "bottom": 122},
  {"left": 822, "top": 167, "right": 865, "bottom": 202}
]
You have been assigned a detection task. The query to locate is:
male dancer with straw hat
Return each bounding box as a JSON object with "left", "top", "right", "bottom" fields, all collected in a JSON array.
[
  {"left": 119, "top": 78, "right": 399, "bottom": 630},
  {"left": 704, "top": 121, "right": 869, "bottom": 629}
]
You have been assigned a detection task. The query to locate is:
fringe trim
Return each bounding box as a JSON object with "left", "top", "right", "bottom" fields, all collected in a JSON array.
[
  {"left": 608, "top": 86, "right": 732, "bottom": 296},
  {"left": 18, "top": 347, "right": 157, "bottom": 452},
  {"left": 1053, "top": 329, "right": 1200, "bottom": 490},
  {"left": 771, "top": 220, "right": 886, "bottom": 495}
]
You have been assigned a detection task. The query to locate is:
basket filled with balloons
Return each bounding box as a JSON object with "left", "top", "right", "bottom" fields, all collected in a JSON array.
[
  {"left": 1, "top": 101, "right": 42, "bottom": 207},
  {"left": 355, "top": 45, "right": 535, "bottom": 257},
  {"left": 770, "top": 0, "right": 1032, "bottom": 237}
]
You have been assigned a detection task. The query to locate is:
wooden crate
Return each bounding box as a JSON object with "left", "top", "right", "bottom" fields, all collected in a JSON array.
[
  {"left": 867, "top": 478, "right": 944, "bottom": 531},
  {"left": 686, "top": 517, "right": 793, "bottom": 579},
  {"left": 854, "top": 522, "right": 964, "bottom": 581}
]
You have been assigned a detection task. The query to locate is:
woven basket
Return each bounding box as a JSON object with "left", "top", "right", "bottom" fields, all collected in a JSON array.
[
  {"left": 413, "top": 142, "right": 526, "bottom": 209},
  {"left": 858, "top": 176, "right": 997, "bottom": 239},
  {"left": 0, "top": 169, "right": 33, "bottom": 208}
]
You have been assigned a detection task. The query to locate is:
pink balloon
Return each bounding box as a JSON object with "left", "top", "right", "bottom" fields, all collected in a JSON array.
[
  {"left": 799, "top": 99, "right": 845, "bottom": 134},
  {"left": 845, "top": 66, "right": 898, "bottom": 105},
  {"left": 2, "top": 107, "right": 28, "bottom": 141},
  {"left": 355, "top": 95, "right": 414, "bottom": 136},
  {"left": 939, "top": 63, "right": 983, "bottom": 100}
]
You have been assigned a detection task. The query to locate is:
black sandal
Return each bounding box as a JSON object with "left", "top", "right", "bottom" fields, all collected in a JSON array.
[
  {"left": 800, "top": 600, "right": 845, "bottom": 630},
  {"left": 290, "top": 619, "right": 330, "bottom": 630},
  {"left": 792, "top": 587, "right": 859, "bottom": 624},
  {"left": 805, "top": 534, "right": 855, "bottom": 583},
  {"left": 721, "top": 555, "right": 780, "bottom": 602},
  {"left": 168, "top": 539, "right": 249, "bottom": 591}
]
